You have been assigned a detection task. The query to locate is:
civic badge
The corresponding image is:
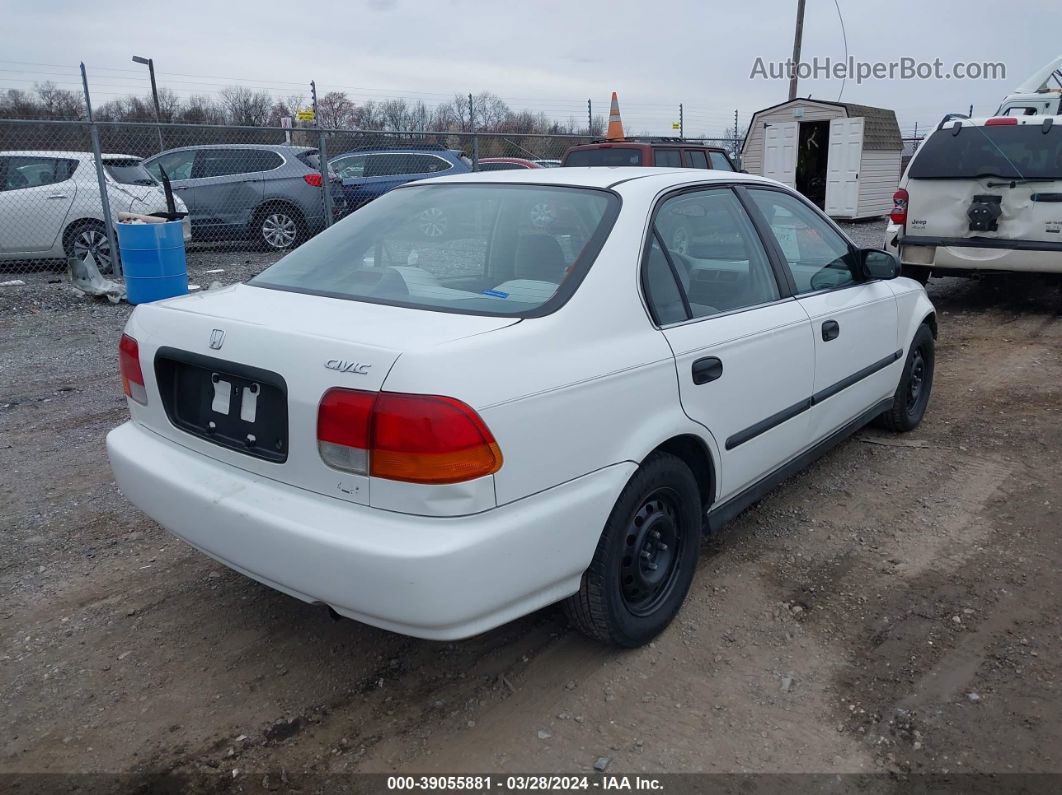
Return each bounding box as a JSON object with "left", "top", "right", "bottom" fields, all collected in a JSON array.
[{"left": 209, "top": 329, "right": 225, "bottom": 350}]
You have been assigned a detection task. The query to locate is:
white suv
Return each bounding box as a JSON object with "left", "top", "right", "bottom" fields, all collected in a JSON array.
[
  {"left": 0, "top": 151, "right": 190, "bottom": 272},
  {"left": 886, "top": 116, "right": 1062, "bottom": 283}
]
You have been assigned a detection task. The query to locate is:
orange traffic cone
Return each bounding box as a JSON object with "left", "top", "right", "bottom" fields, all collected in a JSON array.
[{"left": 605, "top": 92, "right": 625, "bottom": 140}]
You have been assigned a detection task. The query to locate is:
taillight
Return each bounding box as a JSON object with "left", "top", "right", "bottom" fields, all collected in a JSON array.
[
  {"left": 317, "top": 389, "right": 503, "bottom": 484},
  {"left": 890, "top": 188, "right": 909, "bottom": 226},
  {"left": 985, "top": 117, "right": 1018, "bottom": 126},
  {"left": 303, "top": 173, "right": 323, "bottom": 187},
  {"left": 118, "top": 333, "right": 147, "bottom": 405},
  {"left": 318, "top": 389, "right": 374, "bottom": 474}
]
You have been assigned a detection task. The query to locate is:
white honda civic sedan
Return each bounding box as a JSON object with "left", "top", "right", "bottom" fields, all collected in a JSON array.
[{"left": 107, "top": 167, "right": 936, "bottom": 647}]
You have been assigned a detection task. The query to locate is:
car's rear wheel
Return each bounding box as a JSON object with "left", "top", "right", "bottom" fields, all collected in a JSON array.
[
  {"left": 64, "top": 220, "right": 115, "bottom": 275},
  {"left": 254, "top": 205, "right": 304, "bottom": 250},
  {"left": 564, "top": 452, "right": 701, "bottom": 647},
  {"left": 875, "top": 323, "right": 935, "bottom": 432}
]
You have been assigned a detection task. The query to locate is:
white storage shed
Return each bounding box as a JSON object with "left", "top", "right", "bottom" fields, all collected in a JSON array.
[{"left": 740, "top": 99, "right": 903, "bottom": 219}]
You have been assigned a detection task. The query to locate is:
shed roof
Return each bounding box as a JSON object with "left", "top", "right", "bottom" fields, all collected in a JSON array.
[{"left": 743, "top": 99, "right": 903, "bottom": 152}]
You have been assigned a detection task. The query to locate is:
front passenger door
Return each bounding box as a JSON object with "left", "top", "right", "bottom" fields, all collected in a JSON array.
[{"left": 744, "top": 187, "right": 900, "bottom": 442}]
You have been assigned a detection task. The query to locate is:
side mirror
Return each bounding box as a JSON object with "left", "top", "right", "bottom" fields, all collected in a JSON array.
[{"left": 859, "top": 248, "right": 900, "bottom": 280}]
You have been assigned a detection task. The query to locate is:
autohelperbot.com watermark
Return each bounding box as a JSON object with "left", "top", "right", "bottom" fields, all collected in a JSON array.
[{"left": 750, "top": 56, "right": 1006, "bottom": 83}]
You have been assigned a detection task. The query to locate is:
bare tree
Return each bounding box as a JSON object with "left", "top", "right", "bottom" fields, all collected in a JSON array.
[
  {"left": 220, "top": 86, "right": 272, "bottom": 126},
  {"left": 34, "top": 81, "right": 84, "bottom": 120},
  {"left": 317, "top": 91, "right": 355, "bottom": 129}
]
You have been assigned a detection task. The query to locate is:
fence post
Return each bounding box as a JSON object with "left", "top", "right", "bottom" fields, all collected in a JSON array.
[
  {"left": 310, "top": 80, "right": 333, "bottom": 229},
  {"left": 469, "top": 93, "right": 479, "bottom": 170},
  {"left": 80, "top": 63, "right": 121, "bottom": 278}
]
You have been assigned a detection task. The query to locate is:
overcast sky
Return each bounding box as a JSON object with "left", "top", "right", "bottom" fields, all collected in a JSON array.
[{"left": 2, "top": 0, "right": 1058, "bottom": 136}]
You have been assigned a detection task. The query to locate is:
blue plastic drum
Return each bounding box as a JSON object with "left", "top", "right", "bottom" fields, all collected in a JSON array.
[{"left": 115, "top": 220, "right": 188, "bottom": 304}]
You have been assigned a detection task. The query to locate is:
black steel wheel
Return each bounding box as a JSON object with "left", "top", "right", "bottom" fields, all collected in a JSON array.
[
  {"left": 564, "top": 452, "right": 702, "bottom": 647},
  {"left": 875, "top": 323, "right": 935, "bottom": 432}
]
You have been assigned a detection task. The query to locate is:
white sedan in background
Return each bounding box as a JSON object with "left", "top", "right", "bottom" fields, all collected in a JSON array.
[
  {"left": 0, "top": 151, "right": 190, "bottom": 272},
  {"left": 107, "top": 167, "right": 936, "bottom": 647}
]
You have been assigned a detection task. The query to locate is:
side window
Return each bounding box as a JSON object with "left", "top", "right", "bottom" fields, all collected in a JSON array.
[
  {"left": 412, "top": 154, "right": 453, "bottom": 174},
  {"left": 194, "top": 149, "right": 254, "bottom": 179},
  {"left": 365, "top": 154, "right": 417, "bottom": 177},
  {"left": 685, "top": 150, "right": 709, "bottom": 169},
  {"left": 244, "top": 150, "right": 283, "bottom": 173},
  {"left": 708, "top": 151, "right": 735, "bottom": 171},
  {"left": 145, "top": 150, "right": 195, "bottom": 181},
  {"left": 654, "top": 149, "right": 682, "bottom": 168},
  {"left": 747, "top": 189, "right": 854, "bottom": 293},
  {"left": 2, "top": 156, "right": 69, "bottom": 190},
  {"left": 643, "top": 236, "right": 688, "bottom": 325},
  {"left": 652, "top": 188, "right": 781, "bottom": 318},
  {"left": 333, "top": 154, "right": 367, "bottom": 179}
]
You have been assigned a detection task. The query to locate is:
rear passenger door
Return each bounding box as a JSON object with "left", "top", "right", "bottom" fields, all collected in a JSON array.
[
  {"left": 644, "top": 186, "right": 815, "bottom": 500},
  {"left": 744, "top": 187, "right": 900, "bottom": 442},
  {"left": 188, "top": 149, "right": 266, "bottom": 231}
]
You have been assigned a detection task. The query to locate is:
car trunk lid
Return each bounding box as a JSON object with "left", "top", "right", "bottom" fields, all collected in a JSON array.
[{"left": 126, "top": 283, "right": 518, "bottom": 505}]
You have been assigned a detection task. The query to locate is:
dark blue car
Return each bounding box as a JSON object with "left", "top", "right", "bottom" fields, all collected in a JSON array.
[{"left": 329, "top": 146, "right": 471, "bottom": 212}]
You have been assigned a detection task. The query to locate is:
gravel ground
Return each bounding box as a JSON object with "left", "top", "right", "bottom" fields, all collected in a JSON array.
[{"left": 2, "top": 219, "right": 1061, "bottom": 787}]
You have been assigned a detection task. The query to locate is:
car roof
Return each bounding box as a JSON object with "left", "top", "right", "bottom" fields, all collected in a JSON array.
[
  {"left": 1, "top": 151, "right": 142, "bottom": 160},
  {"left": 330, "top": 148, "right": 456, "bottom": 157},
  {"left": 413, "top": 166, "right": 775, "bottom": 192},
  {"left": 941, "top": 114, "right": 1062, "bottom": 129},
  {"left": 148, "top": 144, "right": 314, "bottom": 153},
  {"left": 565, "top": 140, "right": 729, "bottom": 152}
]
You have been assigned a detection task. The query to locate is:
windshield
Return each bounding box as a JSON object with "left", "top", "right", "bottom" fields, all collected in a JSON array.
[
  {"left": 103, "top": 159, "right": 157, "bottom": 186},
  {"left": 251, "top": 184, "right": 620, "bottom": 316},
  {"left": 910, "top": 124, "right": 1062, "bottom": 180},
  {"left": 564, "top": 147, "right": 644, "bottom": 167}
]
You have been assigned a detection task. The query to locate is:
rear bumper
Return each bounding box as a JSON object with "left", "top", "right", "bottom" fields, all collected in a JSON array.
[
  {"left": 896, "top": 234, "right": 1062, "bottom": 273},
  {"left": 107, "top": 421, "right": 633, "bottom": 640}
]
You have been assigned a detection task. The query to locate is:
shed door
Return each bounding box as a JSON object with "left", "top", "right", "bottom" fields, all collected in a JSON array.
[
  {"left": 763, "top": 122, "right": 798, "bottom": 187},
  {"left": 825, "top": 117, "right": 864, "bottom": 216}
]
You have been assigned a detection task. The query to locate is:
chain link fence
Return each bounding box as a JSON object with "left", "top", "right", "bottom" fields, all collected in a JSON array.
[{"left": 0, "top": 117, "right": 741, "bottom": 280}]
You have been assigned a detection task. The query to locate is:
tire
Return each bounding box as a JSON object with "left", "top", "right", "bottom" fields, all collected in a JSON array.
[
  {"left": 875, "top": 323, "right": 935, "bottom": 432},
  {"left": 254, "top": 205, "right": 304, "bottom": 250},
  {"left": 564, "top": 452, "right": 702, "bottom": 647},
  {"left": 903, "top": 265, "right": 931, "bottom": 286},
  {"left": 64, "top": 220, "right": 115, "bottom": 275}
]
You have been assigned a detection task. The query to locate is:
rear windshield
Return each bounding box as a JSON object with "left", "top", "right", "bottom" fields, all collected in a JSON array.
[
  {"left": 251, "top": 184, "right": 619, "bottom": 317},
  {"left": 910, "top": 123, "right": 1062, "bottom": 180},
  {"left": 565, "top": 147, "right": 644, "bottom": 167},
  {"left": 296, "top": 150, "right": 321, "bottom": 169},
  {"left": 103, "top": 159, "right": 156, "bottom": 186}
]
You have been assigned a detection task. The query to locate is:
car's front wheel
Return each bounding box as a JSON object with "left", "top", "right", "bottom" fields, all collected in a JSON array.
[
  {"left": 64, "top": 220, "right": 115, "bottom": 274},
  {"left": 875, "top": 323, "right": 935, "bottom": 432},
  {"left": 254, "top": 205, "right": 304, "bottom": 250},
  {"left": 564, "top": 452, "right": 701, "bottom": 647}
]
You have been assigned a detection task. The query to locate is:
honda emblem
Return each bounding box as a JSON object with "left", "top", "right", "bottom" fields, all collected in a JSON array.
[{"left": 209, "top": 329, "right": 225, "bottom": 350}]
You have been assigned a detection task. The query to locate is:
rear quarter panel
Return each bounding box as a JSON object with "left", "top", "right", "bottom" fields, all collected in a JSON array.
[{"left": 380, "top": 197, "right": 722, "bottom": 507}]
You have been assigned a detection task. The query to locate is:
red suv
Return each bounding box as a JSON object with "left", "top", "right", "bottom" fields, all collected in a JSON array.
[{"left": 561, "top": 138, "right": 737, "bottom": 170}]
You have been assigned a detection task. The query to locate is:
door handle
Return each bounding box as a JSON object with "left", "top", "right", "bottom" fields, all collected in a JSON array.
[
  {"left": 692, "top": 357, "right": 723, "bottom": 385},
  {"left": 822, "top": 320, "right": 840, "bottom": 341},
  {"left": 47, "top": 194, "right": 69, "bottom": 199}
]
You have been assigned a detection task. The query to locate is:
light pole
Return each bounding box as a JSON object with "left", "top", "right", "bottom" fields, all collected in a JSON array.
[{"left": 132, "top": 55, "right": 164, "bottom": 151}]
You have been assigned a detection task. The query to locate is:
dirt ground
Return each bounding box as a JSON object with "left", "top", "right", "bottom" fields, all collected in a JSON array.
[{"left": 1, "top": 244, "right": 1060, "bottom": 788}]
